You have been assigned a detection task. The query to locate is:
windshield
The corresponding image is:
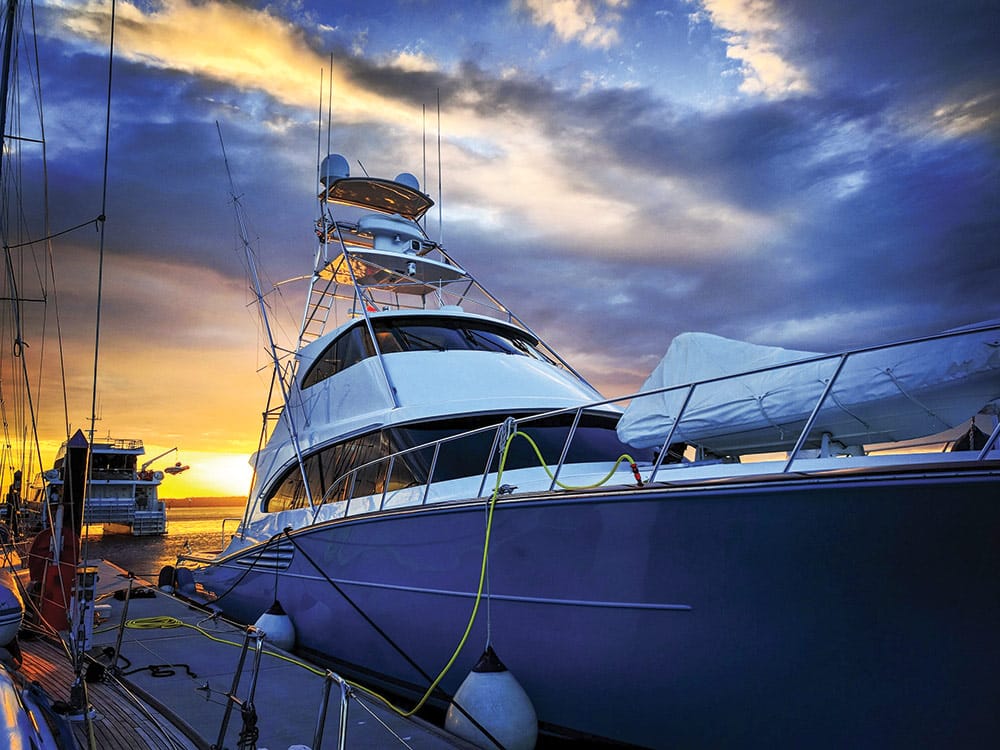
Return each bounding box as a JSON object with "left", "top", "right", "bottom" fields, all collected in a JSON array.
[{"left": 302, "top": 316, "right": 559, "bottom": 389}]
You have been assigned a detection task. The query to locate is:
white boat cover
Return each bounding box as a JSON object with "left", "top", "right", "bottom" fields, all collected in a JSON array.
[{"left": 616, "top": 329, "right": 1000, "bottom": 455}]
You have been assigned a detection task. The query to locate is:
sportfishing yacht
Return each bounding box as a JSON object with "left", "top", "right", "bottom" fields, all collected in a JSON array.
[{"left": 183, "top": 155, "right": 1000, "bottom": 748}]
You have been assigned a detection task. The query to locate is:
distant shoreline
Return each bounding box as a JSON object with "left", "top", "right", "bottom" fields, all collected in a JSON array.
[{"left": 162, "top": 497, "right": 246, "bottom": 508}]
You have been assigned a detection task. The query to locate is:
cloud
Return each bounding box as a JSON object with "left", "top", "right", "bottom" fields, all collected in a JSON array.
[
  {"left": 32, "top": 0, "right": 1000, "bottom": 399},
  {"left": 759, "top": 1, "right": 1000, "bottom": 144},
  {"left": 514, "top": 0, "right": 626, "bottom": 49},
  {"left": 26, "top": 241, "right": 267, "bottom": 453},
  {"left": 692, "top": 0, "right": 810, "bottom": 98},
  {"left": 47, "top": 0, "right": 416, "bottom": 124}
]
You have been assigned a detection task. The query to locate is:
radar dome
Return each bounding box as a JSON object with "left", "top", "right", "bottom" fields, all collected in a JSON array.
[
  {"left": 394, "top": 172, "right": 420, "bottom": 191},
  {"left": 320, "top": 154, "right": 350, "bottom": 186}
]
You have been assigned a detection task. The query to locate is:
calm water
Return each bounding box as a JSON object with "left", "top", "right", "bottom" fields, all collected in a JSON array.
[{"left": 79, "top": 503, "right": 245, "bottom": 579}]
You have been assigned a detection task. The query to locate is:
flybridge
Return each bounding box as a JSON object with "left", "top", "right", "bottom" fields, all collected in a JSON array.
[
  {"left": 298, "top": 152, "right": 585, "bottom": 378},
  {"left": 318, "top": 153, "right": 434, "bottom": 222}
]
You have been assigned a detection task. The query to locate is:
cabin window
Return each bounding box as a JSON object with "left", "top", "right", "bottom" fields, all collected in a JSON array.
[
  {"left": 301, "top": 325, "right": 376, "bottom": 388},
  {"left": 262, "top": 412, "right": 630, "bottom": 513},
  {"left": 89, "top": 452, "right": 137, "bottom": 479},
  {"left": 301, "top": 316, "right": 560, "bottom": 390},
  {"left": 373, "top": 318, "right": 558, "bottom": 364},
  {"left": 264, "top": 431, "right": 419, "bottom": 513},
  {"left": 392, "top": 413, "right": 631, "bottom": 482}
]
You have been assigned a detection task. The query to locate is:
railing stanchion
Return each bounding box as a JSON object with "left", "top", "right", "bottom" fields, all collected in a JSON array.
[
  {"left": 648, "top": 384, "right": 696, "bottom": 485},
  {"left": 310, "top": 669, "right": 336, "bottom": 750},
  {"left": 976, "top": 419, "right": 1000, "bottom": 460},
  {"left": 782, "top": 353, "right": 849, "bottom": 473},
  {"left": 422, "top": 443, "right": 441, "bottom": 505},
  {"left": 213, "top": 626, "right": 263, "bottom": 750},
  {"left": 549, "top": 408, "right": 583, "bottom": 491},
  {"left": 379, "top": 456, "right": 394, "bottom": 509},
  {"left": 109, "top": 573, "right": 135, "bottom": 676},
  {"left": 478, "top": 422, "right": 507, "bottom": 498}
]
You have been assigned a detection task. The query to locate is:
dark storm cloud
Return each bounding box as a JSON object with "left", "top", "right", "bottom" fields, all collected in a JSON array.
[{"left": 777, "top": 0, "right": 1000, "bottom": 114}]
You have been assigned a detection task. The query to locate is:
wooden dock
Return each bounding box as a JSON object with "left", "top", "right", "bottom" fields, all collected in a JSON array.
[{"left": 17, "top": 559, "right": 474, "bottom": 750}]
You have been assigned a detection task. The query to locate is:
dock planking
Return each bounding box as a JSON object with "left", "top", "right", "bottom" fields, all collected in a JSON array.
[{"left": 17, "top": 559, "right": 472, "bottom": 750}]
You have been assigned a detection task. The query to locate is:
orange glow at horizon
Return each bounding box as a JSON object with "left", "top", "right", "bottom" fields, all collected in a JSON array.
[{"left": 153, "top": 450, "right": 254, "bottom": 499}]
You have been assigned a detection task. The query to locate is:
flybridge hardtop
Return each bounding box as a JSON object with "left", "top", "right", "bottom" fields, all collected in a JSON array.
[
  {"left": 319, "top": 153, "right": 434, "bottom": 221},
  {"left": 298, "top": 153, "right": 578, "bottom": 366},
  {"left": 303, "top": 155, "right": 470, "bottom": 331}
]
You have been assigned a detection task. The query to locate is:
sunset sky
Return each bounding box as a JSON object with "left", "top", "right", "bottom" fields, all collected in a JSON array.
[{"left": 3, "top": 0, "right": 997, "bottom": 498}]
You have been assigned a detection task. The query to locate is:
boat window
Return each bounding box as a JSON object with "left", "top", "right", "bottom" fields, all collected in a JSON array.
[
  {"left": 301, "top": 316, "right": 559, "bottom": 390},
  {"left": 301, "top": 325, "right": 375, "bottom": 388},
  {"left": 262, "top": 412, "right": 632, "bottom": 513},
  {"left": 373, "top": 318, "right": 558, "bottom": 363},
  {"left": 90, "top": 452, "right": 137, "bottom": 479},
  {"left": 264, "top": 431, "right": 420, "bottom": 513},
  {"left": 391, "top": 413, "right": 632, "bottom": 482}
]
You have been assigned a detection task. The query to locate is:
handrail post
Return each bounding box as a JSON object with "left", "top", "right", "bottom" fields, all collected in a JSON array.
[
  {"left": 336, "top": 672, "right": 350, "bottom": 750},
  {"left": 648, "top": 384, "right": 696, "bottom": 485},
  {"left": 782, "top": 353, "right": 849, "bottom": 473},
  {"left": 549, "top": 408, "right": 583, "bottom": 491},
  {"left": 344, "top": 471, "right": 357, "bottom": 516},
  {"left": 976, "top": 419, "right": 1000, "bottom": 460},
  {"left": 379, "top": 456, "right": 395, "bottom": 509},
  {"left": 310, "top": 670, "right": 336, "bottom": 750},
  {"left": 310, "top": 670, "right": 352, "bottom": 750},
  {"left": 477, "top": 422, "right": 508, "bottom": 498},
  {"left": 212, "top": 625, "right": 263, "bottom": 750},
  {"left": 422, "top": 443, "right": 441, "bottom": 505}
]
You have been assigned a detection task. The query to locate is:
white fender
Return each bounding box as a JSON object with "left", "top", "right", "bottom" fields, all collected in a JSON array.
[
  {"left": 254, "top": 599, "right": 296, "bottom": 651},
  {"left": 445, "top": 646, "right": 537, "bottom": 750}
]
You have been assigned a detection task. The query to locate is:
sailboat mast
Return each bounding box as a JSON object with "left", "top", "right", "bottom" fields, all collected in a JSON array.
[{"left": 0, "top": 0, "right": 18, "bottom": 191}]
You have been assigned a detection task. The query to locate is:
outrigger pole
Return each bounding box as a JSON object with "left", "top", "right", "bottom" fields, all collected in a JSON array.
[{"left": 217, "top": 123, "right": 315, "bottom": 510}]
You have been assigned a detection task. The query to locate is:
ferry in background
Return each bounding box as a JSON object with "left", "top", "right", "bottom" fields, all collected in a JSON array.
[{"left": 24, "top": 430, "right": 182, "bottom": 537}]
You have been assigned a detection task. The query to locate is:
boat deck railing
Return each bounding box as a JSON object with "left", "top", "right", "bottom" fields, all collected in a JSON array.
[
  {"left": 93, "top": 438, "right": 144, "bottom": 451},
  {"left": 310, "top": 322, "right": 1000, "bottom": 516}
]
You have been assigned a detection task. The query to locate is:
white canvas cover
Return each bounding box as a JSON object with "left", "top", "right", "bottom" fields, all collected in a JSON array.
[{"left": 617, "top": 329, "right": 1000, "bottom": 455}]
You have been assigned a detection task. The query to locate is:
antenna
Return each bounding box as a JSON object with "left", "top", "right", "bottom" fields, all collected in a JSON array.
[
  {"left": 422, "top": 103, "right": 427, "bottom": 230},
  {"left": 437, "top": 88, "right": 443, "bottom": 244},
  {"left": 326, "top": 53, "right": 333, "bottom": 156},
  {"left": 315, "top": 67, "right": 323, "bottom": 199}
]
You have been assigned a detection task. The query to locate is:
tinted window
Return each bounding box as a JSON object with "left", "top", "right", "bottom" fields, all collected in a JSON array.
[
  {"left": 393, "top": 413, "right": 630, "bottom": 482},
  {"left": 301, "top": 325, "right": 375, "bottom": 388},
  {"left": 263, "top": 412, "right": 630, "bottom": 513},
  {"left": 301, "top": 316, "right": 560, "bottom": 389},
  {"left": 265, "top": 431, "right": 417, "bottom": 513},
  {"left": 375, "top": 319, "right": 556, "bottom": 363}
]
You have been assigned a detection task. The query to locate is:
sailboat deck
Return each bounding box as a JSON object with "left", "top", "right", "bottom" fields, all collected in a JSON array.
[{"left": 20, "top": 633, "right": 195, "bottom": 749}]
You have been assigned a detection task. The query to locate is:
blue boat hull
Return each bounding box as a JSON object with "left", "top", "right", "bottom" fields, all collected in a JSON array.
[{"left": 198, "top": 468, "right": 1000, "bottom": 748}]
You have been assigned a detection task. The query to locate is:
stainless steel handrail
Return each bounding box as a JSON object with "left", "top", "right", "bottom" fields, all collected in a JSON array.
[{"left": 307, "top": 322, "right": 1000, "bottom": 510}]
